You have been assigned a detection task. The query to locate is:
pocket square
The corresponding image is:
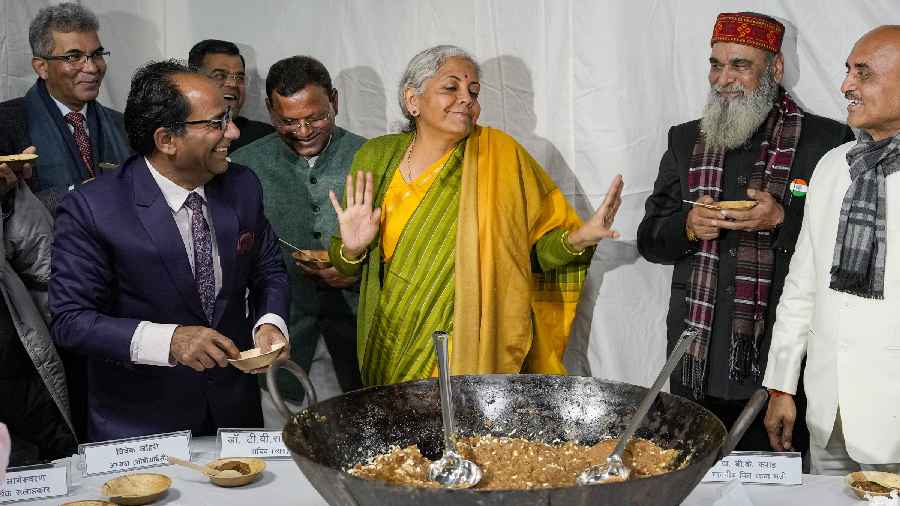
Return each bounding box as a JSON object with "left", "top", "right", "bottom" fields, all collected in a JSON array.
[{"left": 237, "top": 231, "right": 255, "bottom": 255}]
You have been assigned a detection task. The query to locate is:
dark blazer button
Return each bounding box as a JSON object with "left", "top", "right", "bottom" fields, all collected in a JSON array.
[
  {"left": 313, "top": 231, "right": 321, "bottom": 239},
  {"left": 729, "top": 247, "right": 737, "bottom": 257},
  {"left": 309, "top": 176, "right": 318, "bottom": 184}
]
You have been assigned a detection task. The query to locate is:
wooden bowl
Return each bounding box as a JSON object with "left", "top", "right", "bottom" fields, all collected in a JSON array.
[
  {"left": 227, "top": 342, "right": 286, "bottom": 372},
  {"left": 101, "top": 473, "right": 171, "bottom": 505},
  {"left": 847, "top": 470, "right": 900, "bottom": 499},
  {"left": 207, "top": 457, "right": 266, "bottom": 487},
  {"left": 61, "top": 502, "right": 118, "bottom": 506},
  {"left": 0, "top": 153, "right": 38, "bottom": 163},
  {"left": 715, "top": 200, "right": 758, "bottom": 210},
  {"left": 292, "top": 249, "right": 332, "bottom": 269}
]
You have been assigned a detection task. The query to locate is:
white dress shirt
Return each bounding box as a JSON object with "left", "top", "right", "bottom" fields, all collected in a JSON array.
[{"left": 129, "top": 158, "right": 289, "bottom": 366}]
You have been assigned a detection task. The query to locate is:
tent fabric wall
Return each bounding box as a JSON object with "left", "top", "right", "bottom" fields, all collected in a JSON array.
[{"left": 2, "top": 0, "right": 895, "bottom": 388}]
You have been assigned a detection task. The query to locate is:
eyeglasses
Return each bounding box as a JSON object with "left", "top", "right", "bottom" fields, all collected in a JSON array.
[
  {"left": 42, "top": 50, "right": 109, "bottom": 68},
  {"left": 208, "top": 70, "right": 246, "bottom": 85},
  {"left": 273, "top": 110, "right": 332, "bottom": 132},
  {"left": 174, "top": 107, "right": 233, "bottom": 132}
]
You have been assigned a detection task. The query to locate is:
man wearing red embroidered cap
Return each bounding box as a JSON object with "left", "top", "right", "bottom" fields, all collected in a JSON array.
[{"left": 638, "top": 12, "right": 852, "bottom": 455}]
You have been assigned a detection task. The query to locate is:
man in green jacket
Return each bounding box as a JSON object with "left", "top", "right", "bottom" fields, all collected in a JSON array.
[{"left": 231, "top": 56, "right": 365, "bottom": 425}]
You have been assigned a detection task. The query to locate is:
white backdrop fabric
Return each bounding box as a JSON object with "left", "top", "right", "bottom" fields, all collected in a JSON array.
[{"left": 2, "top": 0, "right": 896, "bottom": 388}]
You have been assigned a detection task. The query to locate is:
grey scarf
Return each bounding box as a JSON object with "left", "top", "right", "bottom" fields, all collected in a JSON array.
[{"left": 830, "top": 131, "right": 900, "bottom": 298}]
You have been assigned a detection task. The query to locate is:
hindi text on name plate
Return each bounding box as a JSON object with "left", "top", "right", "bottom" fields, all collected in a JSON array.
[
  {"left": 702, "top": 451, "right": 802, "bottom": 485},
  {"left": 218, "top": 429, "right": 291, "bottom": 459},
  {"left": 0, "top": 465, "right": 68, "bottom": 503},
  {"left": 79, "top": 430, "right": 191, "bottom": 476}
]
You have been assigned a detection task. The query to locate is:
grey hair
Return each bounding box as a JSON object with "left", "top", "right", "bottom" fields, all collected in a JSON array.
[
  {"left": 29, "top": 2, "right": 100, "bottom": 57},
  {"left": 397, "top": 45, "right": 480, "bottom": 132}
]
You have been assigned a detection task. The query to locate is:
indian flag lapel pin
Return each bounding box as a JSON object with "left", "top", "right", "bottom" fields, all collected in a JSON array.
[{"left": 789, "top": 178, "right": 808, "bottom": 198}]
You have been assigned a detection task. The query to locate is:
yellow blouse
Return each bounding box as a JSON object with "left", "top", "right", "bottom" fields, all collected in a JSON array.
[{"left": 380, "top": 148, "right": 454, "bottom": 262}]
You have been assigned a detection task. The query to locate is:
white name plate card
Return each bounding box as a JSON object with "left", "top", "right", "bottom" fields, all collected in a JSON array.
[
  {"left": 0, "top": 464, "right": 68, "bottom": 503},
  {"left": 701, "top": 451, "right": 802, "bottom": 485},
  {"left": 218, "top": 429, "right": 291, "bottom": 459},
  {"left": 79, "top": 430, "right": 191, "bottom": 476}
]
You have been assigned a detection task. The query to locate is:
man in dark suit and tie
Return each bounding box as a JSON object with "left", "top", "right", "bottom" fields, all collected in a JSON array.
[
  {"left": 0, "top": 2, "right": 130, "bottom": 211},
  {"left": 49, "top": 59, "right": 290, "bottom": 442}
]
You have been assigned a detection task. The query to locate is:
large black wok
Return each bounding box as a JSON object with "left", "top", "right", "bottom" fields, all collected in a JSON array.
[{"left": 267, "top": 359, "right": 767, "bottom": 506}]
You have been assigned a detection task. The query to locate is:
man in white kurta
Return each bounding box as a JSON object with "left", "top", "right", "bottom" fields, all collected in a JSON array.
[{"left": 762, "top": 25, "right": 900, "bottom": 475}]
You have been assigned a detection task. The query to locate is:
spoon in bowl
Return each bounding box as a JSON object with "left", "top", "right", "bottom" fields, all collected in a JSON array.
[
  {"left": 166, "top": 455, "right": 242, "bottom": 479},
  {"left": 577, "top": 329, "right": 698, "bottom": 485},
  {"left": 426, "top": 330, "right": 482, "bottom": 489}
]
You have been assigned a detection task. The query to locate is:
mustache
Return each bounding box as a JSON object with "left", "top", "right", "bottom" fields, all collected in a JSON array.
[
  {"left": 844, "top": 91, "right": 861, "bottom": 101},
  {"left": 714, "top": 84, "right": 746, "bottom": 95}
]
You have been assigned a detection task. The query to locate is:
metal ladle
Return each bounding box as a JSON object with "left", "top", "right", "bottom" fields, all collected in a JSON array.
[
  {"left": 426, "top": 330, "right": 482, "bottom": 488},
  {"left": 577, "top": 329, "right": 697, "bottom": 485}
]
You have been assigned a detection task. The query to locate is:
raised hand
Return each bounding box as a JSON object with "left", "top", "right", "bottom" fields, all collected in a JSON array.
[
  {"left": 567, "top": 175, "right": 624, "bottom": 250},
  {"left": 329, "top": 171, "right": 381, "bottom": 258}
]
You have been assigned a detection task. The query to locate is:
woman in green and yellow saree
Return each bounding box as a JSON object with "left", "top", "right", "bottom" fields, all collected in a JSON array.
[{"left": 328, "top": 45, "right": 624, "bottom": 387}]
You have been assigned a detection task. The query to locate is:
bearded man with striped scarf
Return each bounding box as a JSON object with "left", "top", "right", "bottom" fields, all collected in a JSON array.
[{"left": 637, "top": 12, "right": 852, "bottom": 455}]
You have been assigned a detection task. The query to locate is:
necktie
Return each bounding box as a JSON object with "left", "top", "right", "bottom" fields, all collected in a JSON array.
[
  {"left": 184, "top": 192, "right": 215, "bottom": 323},
  {"left": 64, "top": 112, "right": 95, "bottom": 179}
]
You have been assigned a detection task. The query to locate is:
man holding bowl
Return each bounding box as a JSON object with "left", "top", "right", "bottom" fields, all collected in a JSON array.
[{"left": 231, "top": 55, "right": 366, "bottom": 425}]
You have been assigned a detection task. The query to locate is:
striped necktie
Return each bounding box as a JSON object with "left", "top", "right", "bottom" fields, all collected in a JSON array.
[{"left": 64, "top": 111, "right": 95, "bottom": 179}]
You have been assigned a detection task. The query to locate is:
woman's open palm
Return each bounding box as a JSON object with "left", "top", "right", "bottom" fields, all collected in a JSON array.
[
  {"left": 573, "top": 175, "right": 624, "bottom": 245},
  {"left": 329, "top": 171, "right": 381, "bottom": 255}
]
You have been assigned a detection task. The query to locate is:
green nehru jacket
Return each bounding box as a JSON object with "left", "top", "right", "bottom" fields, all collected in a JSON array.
[{"left": 231, "top": 126, "right": 366, "bottom": 401}]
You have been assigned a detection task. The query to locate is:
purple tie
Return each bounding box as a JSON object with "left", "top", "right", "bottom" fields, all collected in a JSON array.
[
  {"left": 185, "top": 192, "right": 215, "bottom": 323},
  {"left": 64, "top": 112, "right": 95, "bottom": 179}
]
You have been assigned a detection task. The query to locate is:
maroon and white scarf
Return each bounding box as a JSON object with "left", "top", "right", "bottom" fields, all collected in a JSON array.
[{"left": 682, "top": 90, "right": 802, "bottom": 398}]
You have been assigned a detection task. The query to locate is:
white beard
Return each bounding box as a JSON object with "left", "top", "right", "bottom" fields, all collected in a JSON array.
[{"left": 700, "top": 70, "right": 779, "bottom": 151}]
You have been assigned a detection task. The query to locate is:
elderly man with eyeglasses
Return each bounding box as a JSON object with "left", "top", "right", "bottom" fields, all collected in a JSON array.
[
  {"left": 49, "top": 59, "right": 290, "bottom": 441},
  {"left": 231, "top": 55, "right": 366, "bottom": 425},
  {"left": 0, "top": 2, "right": 129, "bottom": 211},
  {"left": 189, "top": 39, "right": 274, "bottom": 153}
]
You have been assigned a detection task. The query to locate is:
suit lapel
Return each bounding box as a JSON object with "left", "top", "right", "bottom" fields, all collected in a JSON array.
[
  {"left": 131, "top": 158, "right": 207, "bottom": 322},
  {"left": 205, "top": 176, "right": 237, "bottom": 328}
]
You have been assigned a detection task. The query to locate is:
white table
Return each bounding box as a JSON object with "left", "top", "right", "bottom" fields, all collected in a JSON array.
[
  {"left": 20, "top": 438, "right": 860, "bottom": 505},
  {"left": 687, "top": 475, "right": 860, "bottom": 505}
]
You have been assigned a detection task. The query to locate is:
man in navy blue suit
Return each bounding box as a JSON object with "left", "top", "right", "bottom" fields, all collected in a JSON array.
[{"left": 49, "top": 60, "right": 290, "bottom": 442}]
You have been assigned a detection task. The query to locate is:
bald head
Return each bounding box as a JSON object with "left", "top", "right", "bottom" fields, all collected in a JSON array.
[
  {"left": 860, "top": 25, "right": 900, "bottom": 45},
  {"left": 841, "top": 25, "right": 900, "bottom": 140}
]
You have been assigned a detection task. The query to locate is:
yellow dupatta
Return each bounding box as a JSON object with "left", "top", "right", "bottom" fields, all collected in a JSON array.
[{"left": 452, "top": 126, "right": 587, "bottom": 375}]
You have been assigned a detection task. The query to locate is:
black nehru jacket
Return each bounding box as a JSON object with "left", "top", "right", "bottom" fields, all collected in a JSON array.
[{"left": 637, "top": 113, "right": 853, "bottom": 400}]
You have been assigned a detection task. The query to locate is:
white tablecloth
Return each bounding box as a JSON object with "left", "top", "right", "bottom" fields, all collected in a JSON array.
[{"left": 24, "top": 438, "right": 860, "bottom": 505}]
